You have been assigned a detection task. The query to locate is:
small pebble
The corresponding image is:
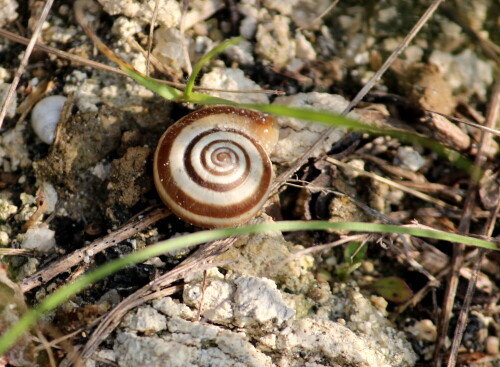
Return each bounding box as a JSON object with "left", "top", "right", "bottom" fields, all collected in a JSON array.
[
  {"left": 21, "top": 228, "right": 56, "bottom": 252},
  {"left": 31, "top": 95, "right": 66, "bottom": 144},
  {"left": 395, "top": 146, "right": 425, "bottom": 172},
  {"left": 410, "top": 319, "right": 437, "bottom": 342},
  {"left": 40, "top": 181, "right": 58, "bottom": 213},
  {"left": 485, "top": 336, "right": 499, "bottom": 356}
]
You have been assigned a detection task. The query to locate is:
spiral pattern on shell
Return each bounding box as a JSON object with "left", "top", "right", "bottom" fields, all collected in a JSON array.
[{"left": 154, "top": 106, "right": 278, "bottom": 228}]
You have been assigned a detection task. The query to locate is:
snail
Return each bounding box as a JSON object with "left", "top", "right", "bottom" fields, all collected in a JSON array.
[{"left": 153, "top": 105, "right": 278, "bottom": 228}]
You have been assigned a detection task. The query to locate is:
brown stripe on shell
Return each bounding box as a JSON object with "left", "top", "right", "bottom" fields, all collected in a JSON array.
[
  {"left": 179, "top": 105, "right": 275, "bottom": 130},
  {"left": 202, "top": 143, "right": 239, "bottom": 174},
  {"left": 191, "top": 129, "right": 247, "bottom": 177},
  {"left": 184, "top": 136, "right": 250, "bottom": 191},
  {"left": 158, "top": 151, "right": 272, "bottom": 220}
]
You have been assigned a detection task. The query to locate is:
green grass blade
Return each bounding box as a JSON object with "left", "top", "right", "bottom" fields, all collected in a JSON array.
[
  {"left": 174, "top": 93, "right": 477, "bottom": 176},
  {"left": 0, "top": 221, "right": 496, "bottom": 355},
  {"left": 183, "top": 36, "right": 243, "bottom": 100},
  {"left": 237, "top": 103, "right": 476, "bottom": 177},
  {"left": 122, "top": 68, "right": 183, "bottom": 101}
]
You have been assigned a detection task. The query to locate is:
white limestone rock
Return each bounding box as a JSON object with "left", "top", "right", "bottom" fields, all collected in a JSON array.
[
  {"left": 20, "top": 228, "right": 56, "bottom": 252},
  {"left": 199, "top": 67, "right": 269, "bottom": 104},
  {"left": 122, "top": 306, "right": 167, "bottom": 333},
  {"left": 97, "top": 0, "right": 180, "bottom": 28},
  {"left": 31, "top": 95, "right": 67, "bottom": 144},
  {"left": 270, "top": 92, "right": 354, "bottom": 165},
  {"left": 233, "top": 276, "right": 295, "bottom": 328},
  {"left": 114, "top": 320, "right": 274, "bottom": 367},
  {"left": 0, "top": 0, "right": 17, "bottom": 27}
]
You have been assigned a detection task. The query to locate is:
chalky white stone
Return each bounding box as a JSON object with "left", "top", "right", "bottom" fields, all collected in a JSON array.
[{"left": 31, "top": 95, "right": 66, "bottom": 144}]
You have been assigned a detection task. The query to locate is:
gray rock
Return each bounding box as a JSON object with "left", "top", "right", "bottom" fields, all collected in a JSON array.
[
  {"left": 122, "top": 306, "right": 167, "bottom": 333},
  {"left": 114, "top": 319, "right": 273, "bottom": 367},
  {"left": 233, "top": 276, "right": 295, "bottom": 328}
]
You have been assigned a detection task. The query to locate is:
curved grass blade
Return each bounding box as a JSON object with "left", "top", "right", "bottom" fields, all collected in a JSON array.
[
  {"left": 0, "top": 220, "right": 497, "bottom": 355},
  {"left": 183, "top": 36, "right": 243, "bottom": 100}
]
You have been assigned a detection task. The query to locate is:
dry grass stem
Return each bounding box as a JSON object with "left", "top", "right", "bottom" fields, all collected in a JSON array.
[
  {"left": 343, "top": 0, "right": 446, "bottom": 113},
  {"left": 0, "top": 29, "right": 283, "bottom": 96},
  {"left": 179, "top": 0, "right": 193, "bottom": 75},
  {"left": 297, "top": 0, "right": 339, "bottom": 31},
  {"left": 146, "top": 0, "right": 161, "bottom": 76},
  {"left": 435, "top": 79, "right": 500, "bottom": 366},
  {"left": 35, "top": 329, "right": 57, "bottom": 367},
  {"left": 427, "top": 110, "right": 500, "bottom": 137},
  {"left": 0, "top": 248, "right": 35, "bottom": 256},
  {"left": 20, "top": 207, "right": 170, "bottom": 293},
  {"left": 326, "top": 157, "right": 454, "bottom": 209},
  {"left": 445, "top": 79, "right": 500, "bottom": 367}
]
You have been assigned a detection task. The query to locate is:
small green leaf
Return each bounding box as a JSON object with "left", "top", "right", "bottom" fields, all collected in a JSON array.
[
  {"left": 370, "top": 276, "right": 413, "bottom": 303},
  {"left": 344, "top": 241, "right": 366, "bottom": 265},
  {"left": 336, "top": 242, "right": 366, "bottom": 279}
]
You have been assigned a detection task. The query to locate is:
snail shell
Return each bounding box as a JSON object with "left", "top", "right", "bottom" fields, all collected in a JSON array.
[{"left": 154, "top": 105, "right": 278, "bottom": 228}]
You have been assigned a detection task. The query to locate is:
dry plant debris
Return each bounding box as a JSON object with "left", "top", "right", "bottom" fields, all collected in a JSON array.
[{"left": 0, "top": 0, "right": 499, "bottom": 366}]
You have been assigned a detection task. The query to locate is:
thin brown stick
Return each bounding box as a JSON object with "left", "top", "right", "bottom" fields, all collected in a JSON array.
[
  {"left": 79, "top": 241, "right": 230, "bottom": 360},
  {"left": 326, "top": 157, "right": 455, "bottom": 209},
  {"left": 0, "top": 0, "right": 54, "bottom": 130},
  {"left": 447, "top": 253, "right": 486, "bottom": 365},
  {"left": 287, "top": 234, "right": 368, "bottom": 259},
  {"left": 284, "top": 180, "right": 441, "bottom": 282},
  {"left": 0, "top": 248, "right": 35, "bottom": 256},
  {"left": 0, "top": 28, "right": 130, "bottom": 76},
  {"left": 297, "top": 0, "right": 339, "bottom": 31},
  {"left": 16, "top": 78, "right": 54, "bottom": 125},
  {"left": 146, "top": 0, "right": 161, "bottom": 76},
  {"left": 35, "top": 329, "right": 57, "bottom": 367},
  {"left": 445, "top": 79, "right": 500, "bottom": 367},
  {"left": 196, "top": 270, "right": 208, "bottom": 321},
  {"left": 79, "top": 231, "right": 239, "bottom": 361},
  {"left": 271, "top": 0, "right": 446, "bottom": 196},
  {"left": 179, "top": 0, "right": 192, "bottom": 74},
  {"left": 20, "top": 207, "right": 170, "bottom": 293},
  {"left": 426, "top": 110, "right": 500, "bottom": 137},
  {"left": 0, "top": 29, "right": 283, "bottom": 96}
]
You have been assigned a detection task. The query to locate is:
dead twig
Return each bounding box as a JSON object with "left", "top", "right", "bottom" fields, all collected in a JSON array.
[
  {"left": 0, "top": 248, "right": 35, "bottom": 256},
  {"left": 426, "top": 110, "right": 500, "bottom": 138},
  {"left": 179, "top": 0, "right": 192, "bottom": 75},
  {"left": 16, "top": 79, "right": 55, "bottom": 125},
  {"left": 146, "top": 0, "right": 161, "bottom": 76},
  {"left": 284, "top": 180, "right": 440, "bottom": 282},
  {"left": 0, "top": 29, "right": 283, "bottom": 96},
  {"left": 79, "top": 238, "right": 234, "bottom": 361},
  {"left": 196, "top": 270, "right": 208, "bottom": 321},
  {"left": 326, "top": 157, "right": 455, "bottom": 209},
  {"left": 445, "top": 79, "right": 500, "bottom": 367},
  {"left": 20, "top": 207, "right": 170, "bottom": 293},
  {"left": 297, "top": 0, "right": 339, "bottom": 31},
  {"left": 343, "top": 0, "right": 446, "bottom": 113},
  {"left": 35, "top": 329, "right": 57, "bottom": 367}
]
